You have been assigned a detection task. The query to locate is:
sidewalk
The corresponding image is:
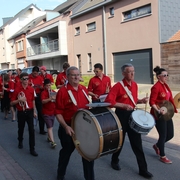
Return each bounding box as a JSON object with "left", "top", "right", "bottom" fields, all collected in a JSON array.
[{"left": 0, "top": 146, "right": 32, "bottom": 180}]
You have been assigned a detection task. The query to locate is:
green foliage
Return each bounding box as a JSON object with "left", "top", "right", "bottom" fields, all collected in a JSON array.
[{"left": 80, "top": 75, "right": 94, "bottom": 87}]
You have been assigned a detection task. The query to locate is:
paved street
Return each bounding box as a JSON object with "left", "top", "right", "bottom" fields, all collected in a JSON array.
[{"left": 0, "top": 85, "right": 180, "bottom": 180}]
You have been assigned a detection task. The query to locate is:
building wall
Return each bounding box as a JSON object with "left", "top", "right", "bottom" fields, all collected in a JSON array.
[
  {"left": 72, "top": 0, "right": 161, "bottom": 82},
  {"left": 161, "top": 41, "right": 180, "bottom": 90},
  {"left": 159, "top": 0, "right": 180, "bottom": 43}
]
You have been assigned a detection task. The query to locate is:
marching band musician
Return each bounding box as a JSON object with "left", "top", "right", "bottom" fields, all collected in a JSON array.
[
  {"left": 105, "top": 63, "right": 153, "bottom": 179},
  {"left": 14, "top": 68, "right": 22, "bottom": 88},
  {"left": 149, "top": 66, "right": 177, "bottom": 164},
  {"left": 40, "top": 66, "right": 54, "bottom": 84},
  {"left": 87, "top": 63, "right": 111, "bottom": 102},
  {"left": 2, "top": 73, "right": 15, "bottom": 121},
  {"left": 10, "top": 72, "right": 38, "bottom": 156},
  {"left": 41, "top": 78, "right": 57, "bottom": 148},
  {"left": 55, "top": 62, "right": 70, "bottom": 89},
  {"left": 55, "top": 66, "right": 95, "bottom": 180},
  {"left": 29, "top": 66, "right": 46, "bottom": 135}
]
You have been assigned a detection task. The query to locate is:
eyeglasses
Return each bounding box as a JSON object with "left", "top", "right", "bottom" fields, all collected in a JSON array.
[
  {"left": 21, "top": 78, "right": 29, "bottom": 81},
  {"left": 160, "top": 74, "right": 168, "bottom": 77},
  {"left": 93, "top": 70, "right": 101, "bottom": 73}
]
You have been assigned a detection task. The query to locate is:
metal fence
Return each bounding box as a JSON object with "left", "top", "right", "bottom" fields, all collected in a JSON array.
[{"left": 27, "top": 39, "right": 59, "bottom": 57}]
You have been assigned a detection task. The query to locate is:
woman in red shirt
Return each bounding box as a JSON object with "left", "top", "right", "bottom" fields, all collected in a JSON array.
[{"left": 149, "top": 66, "right": 177, "bottom": 164}]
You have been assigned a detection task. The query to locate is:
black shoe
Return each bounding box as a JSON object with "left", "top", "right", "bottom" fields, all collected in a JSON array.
[
  {"left": 40, "top": 131, "right": 47, "bottom": 135},
  {"left": 30, "top": 150, "right": 38, "bottom": 156},
  {"left": 57, "top": 175, "right": 64, "bottom": 180},
  {"left": 139, "top": 171, "right": 153, "bottom": 179},
  {"left": 111, "top": 161, "right": 121, "bottom": 170},
  {"left": 18, "top": 142, "right": 23, "bottom": 149}
]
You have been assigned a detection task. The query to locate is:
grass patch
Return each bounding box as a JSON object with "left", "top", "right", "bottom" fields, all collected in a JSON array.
[{"left": 80, "top": 75, "right": 94, "bottom": 87}]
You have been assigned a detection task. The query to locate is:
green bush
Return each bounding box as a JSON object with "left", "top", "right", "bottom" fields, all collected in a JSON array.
[{"left": 80, "top": 75, "right": 94, "bottom": 87}]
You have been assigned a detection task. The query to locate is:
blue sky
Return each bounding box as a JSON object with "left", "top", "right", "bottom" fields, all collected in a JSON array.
[{"left": 0, "top": 0, "right": 66, "bottom": 26}]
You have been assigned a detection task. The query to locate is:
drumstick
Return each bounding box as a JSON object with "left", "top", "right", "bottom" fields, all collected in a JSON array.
[{"left": 144, "top": 93, "right": 148, "bottom": 114}]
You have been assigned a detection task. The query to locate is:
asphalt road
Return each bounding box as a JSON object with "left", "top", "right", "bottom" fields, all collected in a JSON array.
[{"left": 0, "top": 106, "right": 180, "bottom": 180}]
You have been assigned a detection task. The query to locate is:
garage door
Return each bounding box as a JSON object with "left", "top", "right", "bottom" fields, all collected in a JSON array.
[{"left": 113, "top": 49, "right": 153, "bottom": 84}]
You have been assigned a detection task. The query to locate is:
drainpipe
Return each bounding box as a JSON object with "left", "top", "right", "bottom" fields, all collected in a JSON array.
[{"left": 102, "top": 6, "right": 107, "bottom": 75}]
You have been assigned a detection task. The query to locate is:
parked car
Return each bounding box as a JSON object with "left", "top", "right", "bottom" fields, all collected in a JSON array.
[
  {"left": 21, "top": 67, "right": 59, "bottom": 79},
  {"left": 0, "top": 69, "right": 16, "bottom": 75}
]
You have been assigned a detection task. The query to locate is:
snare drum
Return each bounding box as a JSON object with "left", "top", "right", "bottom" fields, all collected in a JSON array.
[
  {"left": 71, "top": 107, "right": 123, "bottom": 161},
  {"left": 129, "top": 109, "right": 155, "bottom": 134}
]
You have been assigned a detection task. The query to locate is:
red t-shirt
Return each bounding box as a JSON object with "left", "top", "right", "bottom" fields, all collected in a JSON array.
[
  {"left": 55, "top": 83, "right": 89, "bottom": 125},
  {"left": 29, "top": 74, "right": 44, "bottom": 94},
  {"left": 41, "top": 89, "right": 56, "bottom": 115},
  {"left": 55, "top": 71, "right": 67, "bottom": 87},
  {"left": 6, "top": 80, "right": 15, "bottom": 98},
  {"left": 11, "top": 85, "right": 35, "bottom": 111},
  {"left": 14, "top": 75, "right": 21, "bottom": 88},
  {"left": 40, "top": 73, "right": 54, "bottom": 83},
  {"left": 149, "top": 81, "right": 177, "bottom": 119},
  {"left": 105, "top": 79, "right": 138, "bottom": 109},
  {"left": 87, "top": 74, "right": 111, "bottom": 101}
]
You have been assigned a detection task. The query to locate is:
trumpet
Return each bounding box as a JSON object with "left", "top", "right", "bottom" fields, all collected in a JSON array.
[
  {"left": 18, "top": 91, "right": 29, "bottom": 111},
  {"left": 48, "top": 89, "right": 56, "bottom": 102}
]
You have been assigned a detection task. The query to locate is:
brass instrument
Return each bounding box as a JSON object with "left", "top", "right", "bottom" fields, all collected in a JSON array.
[
  {"left": 48, "top": 89, "right": 57, "bottom": 102},
  {"left": 18, "top": 91, "right": 29, "bottom": 111}
]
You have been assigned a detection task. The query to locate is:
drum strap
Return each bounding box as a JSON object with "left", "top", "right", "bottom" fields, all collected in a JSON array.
[
  {"left": 67, "top": 89, "right": 91, "bottom": 106},
  {"left": 119, "top": 81, "right": 136, "bottom": 107}
]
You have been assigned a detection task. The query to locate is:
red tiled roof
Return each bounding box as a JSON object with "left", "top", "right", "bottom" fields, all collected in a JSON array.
[{"left": 168, "top": 30, "right": 180, "bottom": 42}]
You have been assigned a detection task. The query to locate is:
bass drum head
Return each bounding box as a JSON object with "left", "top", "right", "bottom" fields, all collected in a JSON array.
[
  {"left": 72, "top": 109, "right": 102, "bottom": 161},
  {"left": 131, "top": 110, "right": 155, "bottom": 129}
]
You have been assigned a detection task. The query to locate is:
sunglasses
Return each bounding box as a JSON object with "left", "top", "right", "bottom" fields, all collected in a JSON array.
[
  {"left": 21, "top": 78, "right": 29, "bottom": 81},
  {"left": 161, "top": 74, "right": 168, "bottom": 77}
]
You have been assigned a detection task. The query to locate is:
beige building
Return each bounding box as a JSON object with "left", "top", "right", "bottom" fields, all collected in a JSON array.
[{"left": 0, "top": 4, "right": 45, "bottom": 69}]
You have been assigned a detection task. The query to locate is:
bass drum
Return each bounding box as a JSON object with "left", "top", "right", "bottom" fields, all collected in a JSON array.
[{"left": 71, "top": 107, "right": 123, "bottom": 161}]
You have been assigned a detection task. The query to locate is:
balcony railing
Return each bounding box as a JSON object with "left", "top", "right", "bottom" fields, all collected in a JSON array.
[{"left": 27, "top": 39, "right": 59, "bottom": 57}]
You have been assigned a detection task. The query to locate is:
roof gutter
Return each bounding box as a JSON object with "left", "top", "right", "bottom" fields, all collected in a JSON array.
[{"left": 70, "top": 0, "right": 112, "bottom": 19}]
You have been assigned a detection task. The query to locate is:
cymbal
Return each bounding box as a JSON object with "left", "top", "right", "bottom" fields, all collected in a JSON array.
[
  {"left": 174, "top": 92, "right": 180, "bottom": 109},
  {"left": 154, "top": 100, "right": 174, "bottom": 121}
]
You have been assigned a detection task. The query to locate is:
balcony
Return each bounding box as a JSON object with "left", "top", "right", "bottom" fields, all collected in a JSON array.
[{"left": 27, "top": 39, "right": 59, "bottom": 57}]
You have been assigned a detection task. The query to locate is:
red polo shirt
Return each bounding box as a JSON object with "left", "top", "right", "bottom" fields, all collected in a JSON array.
[
  {"left": 55, "top": 71, "right": 67, "bottom": 87},
  {"left": 40, "top": 73, "right": 54, "bottom": 83},
  {"left": 14, "top": 75, "right": 21, "bottom": 88},
  {"left": 41, "top": 89, "right": 56, "bottom": 115},
  {"left": 105, "top": 79, "right": 138, "bottom": 109},
  {"left": 11, "top": 85, "right": 35, "bottom": 111},
  {"left": 6, "top": 80, "right": 15, "bottom": 98},
  {"left": 149, "top": 81, "right": 177, "bottom": 119},
  {"left": 55, "top": 83, "right": 89, "bottom": 125},
  {"left": 29, "top": 74, "right": 43, "bottom": 94},
  {"left": 87, "top": 74, "right": 111, "bottom": 101}
]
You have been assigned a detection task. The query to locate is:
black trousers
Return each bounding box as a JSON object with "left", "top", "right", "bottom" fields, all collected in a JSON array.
[
  {"left": 35, "top": 94, "right": 45, "bottom": 133},
  {"left": 155, "top": 119, "right": 174, "bottom": 156},
  {"left": 111, "top": 109, "right": 148, "bottom": 173},
  {"left": 17, "top": 109, "right": 35, "bottom": 151},
  {"left": 57, "top": 126, "right": 94, "bottom": 180}
]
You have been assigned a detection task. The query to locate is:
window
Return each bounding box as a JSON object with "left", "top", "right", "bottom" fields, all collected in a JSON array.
[
  {"left": 77, "top": 54, "right": 82, "bottom": 74},
  {"left": 109, "top": 7, "right": 114, "bottom": 17},
  {"left": 123, "top": 4, "right": 151, "bottom": 21},
  {"left": 87, "top": 53, "right": 92, "bottom": 72},
  {"left": 75, "top": 27, "right": 80, "bottom": 35},
  {"left": 17, "top": 40, "right": 23, "bottom": 51},
  {"left": 87, "top": 22, "right": 96, "bottom": 32}
]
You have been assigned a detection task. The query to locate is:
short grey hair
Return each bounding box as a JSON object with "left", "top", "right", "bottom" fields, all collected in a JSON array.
[
  {"left": 66, "top": 66, "right": 79, "bottom": 76},
  {"left": 121, "top": 63, "right": 134, "bottom": 72}
]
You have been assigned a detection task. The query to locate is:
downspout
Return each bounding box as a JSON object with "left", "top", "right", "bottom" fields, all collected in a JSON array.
[{"left": 102, "top": 6, "right": 107, "bottom": 75}]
